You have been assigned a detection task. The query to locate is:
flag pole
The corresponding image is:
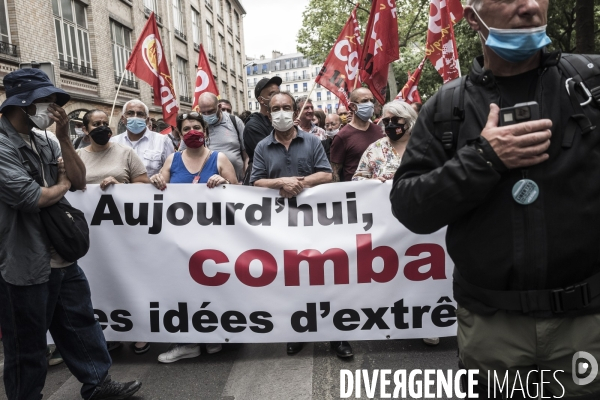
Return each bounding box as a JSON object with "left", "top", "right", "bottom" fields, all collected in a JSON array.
[{"left": 109, "top": 73, "right": 126, "bottom": 126}]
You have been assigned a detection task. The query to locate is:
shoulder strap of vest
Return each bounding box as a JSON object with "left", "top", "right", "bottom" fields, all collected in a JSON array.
[{"left": 433, "top": 75, "right": 467, "bottom": 155}]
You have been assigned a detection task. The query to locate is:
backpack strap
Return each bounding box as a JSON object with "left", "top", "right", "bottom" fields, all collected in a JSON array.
[
  {"left": 433, "top": 76, "right": 467, "bottom": 155},
  {"left": 557, "top": 54, "right": 600, "bottom": 148}
]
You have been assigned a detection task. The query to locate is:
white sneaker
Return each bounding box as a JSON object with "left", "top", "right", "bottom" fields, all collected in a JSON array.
[
  {"left": 206, "top": 343, "right": 223, "bottom": 354},
  {"left": 158, "top": 344, "right": 201, "bottom": 363},
  {"left": 423, "top": 337, "right": 440, "bottom": 346}
]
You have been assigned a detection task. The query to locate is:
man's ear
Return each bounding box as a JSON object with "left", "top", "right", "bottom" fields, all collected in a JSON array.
[{"left": 464, "top": 6, "right": 481, "bottom": 32}]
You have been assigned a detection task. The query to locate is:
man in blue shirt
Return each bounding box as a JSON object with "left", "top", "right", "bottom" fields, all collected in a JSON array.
[{"left": 250, "top": 92, "right": 353, "bottom": 359}]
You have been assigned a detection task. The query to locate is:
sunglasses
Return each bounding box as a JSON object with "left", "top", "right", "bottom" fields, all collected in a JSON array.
[
  {"left": 178, "top": 112, "right": 201, "bottom": 120},
  {"left": 381, "top": 117, "right": 406, "bottom": 126}
]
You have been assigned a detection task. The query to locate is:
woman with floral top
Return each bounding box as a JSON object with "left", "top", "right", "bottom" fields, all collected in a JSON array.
[{"left": 352, "top": 101, "right": 418, "bottom": 182}]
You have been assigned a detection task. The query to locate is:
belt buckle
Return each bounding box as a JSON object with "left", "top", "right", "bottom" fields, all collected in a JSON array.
[{"left": 551, "top": 282, "right": 591, "bottom": 313}]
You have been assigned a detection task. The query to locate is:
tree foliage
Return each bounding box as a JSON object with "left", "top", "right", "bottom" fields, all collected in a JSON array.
[{"left": 297, "top": 0, "right": 600, "bottom": 104}]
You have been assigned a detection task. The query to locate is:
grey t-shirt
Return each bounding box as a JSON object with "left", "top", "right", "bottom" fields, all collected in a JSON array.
[
  {"left": 205, "top": 113, "right": 245, "bottom": 181},
  {"left": 250, "top": 128, "right": 332, "bottom": 183}
]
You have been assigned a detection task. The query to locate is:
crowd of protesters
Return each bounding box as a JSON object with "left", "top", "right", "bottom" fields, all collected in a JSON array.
[{"left": 0, "top": 68, "right": 432, "bottom": 399}]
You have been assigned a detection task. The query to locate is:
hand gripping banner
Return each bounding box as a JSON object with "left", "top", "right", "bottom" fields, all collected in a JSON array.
[{"left": 66, "top": 182, "right": 456, "bottom": 343}]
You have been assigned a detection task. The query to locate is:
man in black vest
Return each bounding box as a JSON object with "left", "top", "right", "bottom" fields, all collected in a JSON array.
[{"left": 391, "top": 0, "right": 600, "bottom": 397}]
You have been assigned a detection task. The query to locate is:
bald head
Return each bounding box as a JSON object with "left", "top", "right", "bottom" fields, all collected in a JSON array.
[
  {"left": 325, "top": 113, "right": 341, "bottom": 132},
  {"left": 198, "top": 92, "right": 219, "bottom": 108},
  {"left": 349, "top": 87, "right": 373, "bottom": 103}
]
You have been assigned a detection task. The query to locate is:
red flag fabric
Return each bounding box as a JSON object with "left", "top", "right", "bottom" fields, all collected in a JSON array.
[
  {"left": 315, "top": 4, "right": 362, "bottom": 108},
  {"left": 395, "top": 57, "right": 425, "bottom": 104},
  {"left": 126, "top": 12, "right": 179, "bottom": 126},
  {"left": 359, "top": 0, "right": 399, "bottom": 104},
  {"left": 192, "top": 44, "right": 220, "bottom": 112},
  {"left": 425, "top": 0, "right": 463, "bottom": 83},
  {"left": 160, "top": 126, "right": 172, "bottom": 136}
]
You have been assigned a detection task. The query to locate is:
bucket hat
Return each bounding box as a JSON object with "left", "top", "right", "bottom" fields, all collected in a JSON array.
[{"left": 0, "top": 68, "right": 70, "bottom": 112}]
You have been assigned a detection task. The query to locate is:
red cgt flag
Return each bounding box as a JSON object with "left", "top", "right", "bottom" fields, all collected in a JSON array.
[
  {"left": 425, "top": 0, "right": 463, "bottom": 83},
  {"left": 359, "top": 0, "right": 399, "bottom": 104},
  {"left": 192, "top": 44, "right": 219, "bottom": 112},
  {"left": 126, "top": 12, "right": 179, "bottom": 126},
  {"left": 395, "top": 57, "right": 425, "bottom": 104},
  {"left": 315, "top": 4, "right": 362, "bottom": 108}
]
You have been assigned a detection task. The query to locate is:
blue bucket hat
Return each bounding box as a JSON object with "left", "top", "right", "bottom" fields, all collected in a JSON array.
[{"left": 0, "top": 68, "right": 70, "bottom": 112}]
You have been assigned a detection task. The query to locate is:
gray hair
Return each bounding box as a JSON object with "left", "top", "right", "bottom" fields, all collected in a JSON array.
[
  {"left": 382, "top": 101, "right": 419, "bottom": 130},
  {"left": 295, "top": 96, "right": 312, "bottom": 109},
  {"left": 122, "top": 99, "right": 149, "bottom": 118}
]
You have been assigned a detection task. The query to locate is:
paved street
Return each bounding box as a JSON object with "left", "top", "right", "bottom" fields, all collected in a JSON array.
[{"left": 0, "top": 337, "right": 460, "bottom": 400}]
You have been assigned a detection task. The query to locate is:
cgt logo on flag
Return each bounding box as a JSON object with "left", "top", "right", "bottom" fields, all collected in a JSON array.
[{"left": 141, "top": 35, "right": 163, "bottom": 76}]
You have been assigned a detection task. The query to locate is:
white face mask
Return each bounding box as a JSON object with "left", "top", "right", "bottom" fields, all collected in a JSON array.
[
  {"left": 75, "top": 127, "right": 84, "bottom": 136},
  {"left": 27, "top": 102, "right": 53, "bottom": 130},
  {"left": 326, "top": 129, "right": 339, "bottom": 138},
  {"left": 271, "top": 110, "right": 295, "bottom": 132}
]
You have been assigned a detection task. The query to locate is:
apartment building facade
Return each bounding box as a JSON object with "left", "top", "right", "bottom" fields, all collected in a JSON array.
[
  {"left": 246, "top": 51, "right": 339, "bottom": 114},
  {"left": 0, "top": 0, "right": 248, "bottom": 133}
]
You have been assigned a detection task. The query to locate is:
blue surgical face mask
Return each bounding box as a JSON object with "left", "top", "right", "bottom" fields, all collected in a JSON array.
[
  {"left": 126, "top": 117, "right": 147, "bottom": 134},
  {"left": 353, "top": 102, "right": 374, "bottom": 121},
  {"left": 473, "top": 9, "right": 551, "bottom": 63},
  {"left": 204, "top": 112, "right": 219, "bottom": 125}
]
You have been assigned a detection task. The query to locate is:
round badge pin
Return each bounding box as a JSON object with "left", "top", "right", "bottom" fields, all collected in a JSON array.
[{"left": 512, "top": 179, "right": 539, "bottom": 205}]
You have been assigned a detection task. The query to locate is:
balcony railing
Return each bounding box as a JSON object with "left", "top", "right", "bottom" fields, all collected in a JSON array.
[
  {"left": 208, "top": 53, "right": 216, "bottom": 63},
  {"left": 230, "top": 69, "right": 236, "bottom": 77},
  {"left": 114, "top": 73, "right": 138, "bottom": 89},
  {"left": 175, "top": 29, "right": 186, "bottom": 41},
  {"left": 205, "top": 0, "right": 213, "bottom": 11},
  {"left": 227, "top": 26, "right": 233, "bottom": 35},
  {"left": 0, "top": 41, "right": 18, "bottom": 57},
  {"left": 180, "top": 95, "right": 192, "bottom": 103},
  {"left": 238, "top": 75, "right": 243, "bottom": 83},
  {"left": 59, "top": 59, "right": 97, "bottom": 78},
  {"left": 143, "top": 7, "right": 162, "bottom": 24},
  {"left": 193, "top": 43, "right": 200, "bottom": 52},
  {"left": 220, "top": 62, "right": 227, "bottom": 71}
]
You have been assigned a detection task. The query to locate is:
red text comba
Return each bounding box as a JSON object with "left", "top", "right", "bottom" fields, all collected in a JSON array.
[{"left": 189, "top": 234, "right": 446, "bottom": 287}]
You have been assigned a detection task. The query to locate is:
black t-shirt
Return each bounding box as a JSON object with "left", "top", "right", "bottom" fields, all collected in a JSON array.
[
  {"left": 494, "top": 68, "right": 539, "bottom": 107},
  {"left": 243, "top": 112, "right": 272, "bottom": 162}
]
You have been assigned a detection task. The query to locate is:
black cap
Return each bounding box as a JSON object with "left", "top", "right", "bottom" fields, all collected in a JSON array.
[{"left": 254, "top": 76, "right": 282, "bottom": 99}]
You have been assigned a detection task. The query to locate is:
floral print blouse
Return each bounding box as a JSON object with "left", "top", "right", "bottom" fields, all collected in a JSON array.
[{"left": 352, "top": 137, "right": 402, "bottom": 181}]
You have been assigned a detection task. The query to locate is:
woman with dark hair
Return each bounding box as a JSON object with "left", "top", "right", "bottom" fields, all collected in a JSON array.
[
  {"left": 312, "top": 109, "right": 326, "bottom": 129},
  {"left": 76, "top": 109, "right": 150, "bottom": 189},
  {"left": 150, "top": 112, "right": 237, "bottom": 189}
]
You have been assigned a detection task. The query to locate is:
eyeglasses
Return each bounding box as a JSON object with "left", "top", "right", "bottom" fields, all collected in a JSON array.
[
  {"left": 178, "top": 112, "right": 201, "bottom": 120},
  {"left": 381, "top": 117, "right": 406, "bottom": 126}
]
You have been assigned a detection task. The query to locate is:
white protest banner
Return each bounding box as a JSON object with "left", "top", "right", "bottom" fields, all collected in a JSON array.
[{"left": 66, "top": 181, "right": 455, "bottom": 343}]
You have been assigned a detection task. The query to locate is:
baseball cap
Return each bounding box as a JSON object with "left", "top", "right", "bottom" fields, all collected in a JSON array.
[{"left": 254, "top": 76, "right": 282, "bottom": 99}]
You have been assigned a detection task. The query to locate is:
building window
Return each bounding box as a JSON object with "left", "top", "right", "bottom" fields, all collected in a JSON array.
[
  {"left": 294, "top": 84, "right": 298, "bottom": 93},
  {"left": 253, "top": 77, "right": 257, "bottom": 85},
  {"left": 248, "top": 90, "right": 251, "bottom": 99},
  {"left": 293, "top": 58, "right": 298, "bottom": 68},
  {"left": 317, "top": 83, "right": 322, "bottom": 89},
  {"left": 191, "top": 8, "right": 201, "bottom": 47},
  {"left": 262, "top": 64, "right": 268, "bottom": 73},
  {"left": 228, "top": 43, "right": 234, "bottom": 71},
  {"left": 286, "top": 85, "right": 290, "bottom": 91},
  {"left": 177, "top": 56, "right": 190, "bottom": 100},
  {"left": 315, "top": 67, "right": 320, "bottom": 75},
  {"left": 173, "top": 0, "right": 184, "bottom": 35},
  {"left": 327, "top": 91, "right": 332, "bottom": 100},
  {"left": 255, "top": 101, "right": 259, "bottom": 109},
  {"left": 275, "top": 61, "right": 280, "bottom": 71},
  {"left": 236, "top": 51, "right": 241, "bottom": 76},
  {"left": 52, "top": 0, "right": 93, "bottom": 76},
  {"left": 110, "top": 20, "right": 136, "bottom": 88},
  {"left": 293, "top": 71, "right": 297, "bottom": 80},
  {"left": 219, "top": 34, "right": 225, "bottom": 65},
  {"left": 216, "top": 0, "right": 222, "bottom": 19},
  {"left": 302, "top": 70, "right": 308, "bottom": 79},
  {"left": 206, "top": 22, "right": 215, "bottom": 57},
  {"left": 143, "top": 0, "right": 157, "bottom": 11},
  {"left": 303, "top": 82, "right": 307, "bottom": 92},
  {"left": 285, "top": 59, "right": 290, "bottom": 69},
  {"left": 249, "top": 102, "right": 252, "bottom": 110},
  {"left": 205, "top": 0, "right": 212, "bottom": 9},
  {"left": 317, "top": 92, "right": 321, "bottom": 101},
  {"left": 234, "top": 12, "right": 240, "bottom": 38},
  {"left": 253, "top": 64, "right": 258, "bottom": 74},
  {"left": 226, "top": 1, "right": 233, "bottom": 28},
  {"left": 327, "top": 104, "right": 332, "bottom": 112},
  {"left": 0, "top": 0, "right": 10, "bottom": 44}
]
